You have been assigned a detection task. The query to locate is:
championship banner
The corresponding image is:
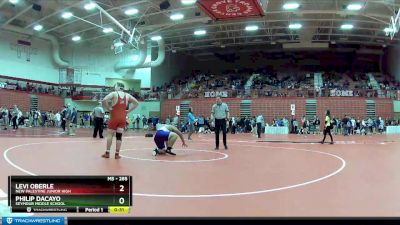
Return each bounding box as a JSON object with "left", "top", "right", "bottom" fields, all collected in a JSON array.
[
  {"left": 204, "top": 91, "right": 228, "bottom": 98},
  {"left": 197, "top": 0, "right": 264, "bottom": 21},
  {"left": 330, "top": 89, "right": 354, "bottom": 97}
]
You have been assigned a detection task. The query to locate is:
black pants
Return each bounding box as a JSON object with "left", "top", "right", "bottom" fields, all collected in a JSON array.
[
  {"left": 12, "top": 117, "right": 18, "bottom": 129},
  {"left": 322, "top": 126, "right": 333, "bottom": 143},
  {"left": 256, "top": 122, "right": 262, "bottom": 138},
  {"left": 93, "top": 118, "right": 104, "bottom": 138},
  {"left": 61, "top": 119, "right": 66, "bottom": 131},
  {"left": 215, "top": 119, "right": 227, "bottom": 148},
  {"left": 231, "top": 125, "right": 236, "bottom": 134}
]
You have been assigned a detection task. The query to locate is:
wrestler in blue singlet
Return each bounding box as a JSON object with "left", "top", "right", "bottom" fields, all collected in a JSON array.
[{"left": 154, "top": 125, "right": 170, "bottom": 150}]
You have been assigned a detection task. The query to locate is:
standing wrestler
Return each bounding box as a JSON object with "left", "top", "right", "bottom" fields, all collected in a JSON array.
[{"left": 101, "top": 83, "right": 139, "bottom": 159}]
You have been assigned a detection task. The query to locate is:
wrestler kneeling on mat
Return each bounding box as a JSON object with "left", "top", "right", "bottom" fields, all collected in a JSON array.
[
  {"left": 101, "top": 82, "right": 139, "bottom": 159},
  {"left": 153, "top": 124, "right": 188, "bottom": 156}
]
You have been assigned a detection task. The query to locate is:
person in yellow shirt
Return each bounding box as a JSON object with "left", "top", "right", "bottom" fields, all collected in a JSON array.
[{"left": 321, "top": 110, "right": 334, "bottom": 144}]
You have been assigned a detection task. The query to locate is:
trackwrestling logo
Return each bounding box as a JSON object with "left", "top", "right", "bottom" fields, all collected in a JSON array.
[{"left": 2, "top": 217, "right": 64, "bottom": 225}]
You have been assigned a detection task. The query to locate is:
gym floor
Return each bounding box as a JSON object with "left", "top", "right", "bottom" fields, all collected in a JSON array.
[{"left": 1, "top": 127, "right": 400, "bottom": 217}]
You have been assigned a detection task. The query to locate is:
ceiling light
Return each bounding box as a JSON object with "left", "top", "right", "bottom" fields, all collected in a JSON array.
[
  {"left": 346, "top": 3, "right": 363, "bottom": 11},
  {"left": 194, "top": 29, "right": 206, "bottom": 36},
  {"left": 170, "top": 13, "right": 184, "bottom": 21},
  {"left": 33, "top": 24, "right": 43, "bottom": 31},
  {"left": 61, "top": 12, "right": 73, "bottom": 19},
  {"left": 245, "top": 25, "right": 258, "bottom": 31},
  {"left": 9, "top": 0, "right": 18, "bottom": 4},
  {"left": 288, "top": 23, "right": 302, "bottom": 29},
  {"left": 283, "top": 2, "right": 300, "bottom": 10},
  {"left": 181, "top": 0, "right": 196, "bottom": 5},
  {"left": 84, "top": 2, "right": 96, "bottom": 10},
  {"left": 151, "top": 36, "right": 162, "bottom": 41},
  {"left": 341, "top": 24, "right": 354, "bottom": 30},
  {"left": 124, "top": 8, "right": 138, "bottom": 15},
  {"left": 103, "top": 27, "right": 113, "bottom": 33},
  {"left": 72, "top": 36, "right": 81, "bottom": 41}
]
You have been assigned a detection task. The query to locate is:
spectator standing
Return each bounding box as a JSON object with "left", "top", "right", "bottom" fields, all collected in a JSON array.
[
  {"left": 148, "top": 116, "right": 152, "bottom": 130},
  {"left": 70, "top": 107, "right": 77, "bottom": 136},
  {"left": 142, "top": 115, "right": 147, "bottom": 129},
  {"left": 293, "top": 119, "right": 299, "bottom": 134},
  {"left": 321, "top": 110, "right": 334, "bottom": 144},
  {"left": 26, "top": 111, "right": 32, "bottom": 127},
  {"left": 136, "top": 116, "right": 140, "bottom": 129},
  {"left": 55, "top": 112, "right": 61, "bottom": 128},
  {"left": 231, "top": 117, "right": 237, "bottom": 134},
  {"left": 342, "top": 115, "right": 349, "bottom": 136},
  {"left": 61, "top": 106, "right": 67, "bottom": 131},
  {"left": 2, "top": 107, "right": 9, "bottom": 130},
  {"left": 314, "top": 116, "right": 321, "bottom": 134},
  {"left": 187, "top": 108, "right": 196, "bottom": 141},
  {"left": 283, "top": 117, "right": 289, "bottom": 131},
  {"left": 33, "top": 109, "right": 39, "bottom": 127},
  {"left": 256, "top": 114, "right": 264, "bottom": 138},
  {"left": 11, "top": 105, "right": 20, "bottom": 131}
]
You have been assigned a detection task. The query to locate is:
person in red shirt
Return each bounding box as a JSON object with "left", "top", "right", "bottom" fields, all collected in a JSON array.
[{"left": 102, "top": 82, "right": 139, "bottom": 159}]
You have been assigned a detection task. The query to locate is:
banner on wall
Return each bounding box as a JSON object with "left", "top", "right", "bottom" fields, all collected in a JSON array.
[
  {"left": 330, "top": 89, "right": 354, "bottom": 97},
  {"left": 290, "top": 104, "right": 295, "bottom": 116},
  {"left": 204, "top": 91, "right": 228, "bottom": 98}
]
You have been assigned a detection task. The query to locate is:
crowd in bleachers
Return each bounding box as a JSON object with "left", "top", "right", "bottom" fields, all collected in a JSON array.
[
  {"left": 153, "top": 70, "right": 399, "bottom": 100},
  {"left": 0, "top": 77, "right": 159, "bottom": 101},
  {"left": 2, "top": 70, "right": 399, "bottom": 102}
]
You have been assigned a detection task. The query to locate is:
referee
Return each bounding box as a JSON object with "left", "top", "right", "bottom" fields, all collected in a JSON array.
[
  {"left": 92, "top": 102, "right": 105, "bottom": 138},
  {"left": 211, "top": 97, "right": 230, "bottom": 150}
]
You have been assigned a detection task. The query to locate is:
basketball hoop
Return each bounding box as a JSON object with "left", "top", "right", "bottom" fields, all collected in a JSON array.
[{"left": 128, "top": 27, "right": 141, "bottom": 50}]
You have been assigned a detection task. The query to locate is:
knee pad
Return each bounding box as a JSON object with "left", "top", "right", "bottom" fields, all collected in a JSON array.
[{"left": 116, "top": 132, "right": 122, "bottom": 141}]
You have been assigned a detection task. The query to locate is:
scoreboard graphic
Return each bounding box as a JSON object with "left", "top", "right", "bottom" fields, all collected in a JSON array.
[{"left": 8, "top": 176, "right": 132, "bottom": 214}]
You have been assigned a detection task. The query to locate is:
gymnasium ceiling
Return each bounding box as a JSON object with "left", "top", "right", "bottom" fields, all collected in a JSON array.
[{"left": 0, "top": 0, "right": 399, "bottom": 53}]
